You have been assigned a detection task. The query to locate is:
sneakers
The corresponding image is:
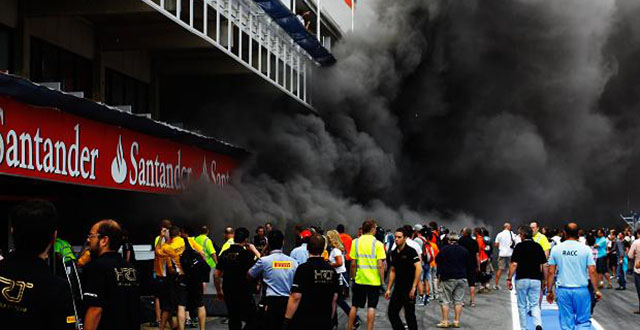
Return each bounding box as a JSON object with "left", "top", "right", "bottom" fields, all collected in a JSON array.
[
  {"left": 436, "top": 321, "right": 450, "bottom": 328},
  {"left": 186, "top": 319, "right": 198, "bottom": 328},
  {"left": 354, "top": 318, "right": 362, "bottom": 329},
  {"left": 493, "top": 285, "right": 501, "bottom": 290},
  {"left": 451, "top": 321, "right": 460, "bottom": 328},
  {"left": 149, "top": 320, "right": 160, "bottom": 327},
  {"left": 615, "top": 287, "right": 626, "bottom": 291}
]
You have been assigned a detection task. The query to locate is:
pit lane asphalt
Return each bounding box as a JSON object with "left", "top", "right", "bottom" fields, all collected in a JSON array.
[{"left": 141, "top": 275, "right": 639, "bottom": 329}]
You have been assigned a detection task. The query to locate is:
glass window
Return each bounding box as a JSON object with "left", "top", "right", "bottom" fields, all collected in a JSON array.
[
  {"left": 105, "top": 68, "right": 149, "bottom": 114},
  {"left": 30, "top": 38, "right": 93, "bottom": 97},
  {"left": 0, "top": 26, "right": 12, "bottom": 72}
]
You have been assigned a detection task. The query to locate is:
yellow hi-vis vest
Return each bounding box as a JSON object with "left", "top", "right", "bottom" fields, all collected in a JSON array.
[{"left": 349, "top": 234, "right": 386, "bottom": 286}]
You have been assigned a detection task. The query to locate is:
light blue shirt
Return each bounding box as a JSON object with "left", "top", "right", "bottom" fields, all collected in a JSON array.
[
  {"left": 290, "top": 243, "right": 309, "bottom": 265},
  {"left": 594, "top": 237, "right": 607, "bottom": 258},
  {"left": 549, "top": 240, "right": 595, "bottom": 288},
  {"left": 248, "top": 250, "right": 298, "bottom": 297}
]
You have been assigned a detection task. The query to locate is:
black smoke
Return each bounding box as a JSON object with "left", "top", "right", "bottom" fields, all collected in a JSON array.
[{"left": 180, "top": 0, "right": 640, "bottom": 232}]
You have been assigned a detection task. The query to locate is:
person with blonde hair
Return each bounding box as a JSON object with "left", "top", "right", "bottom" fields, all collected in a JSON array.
[{"left": 326, "top": 230, "right": 361, "bottom": 328}]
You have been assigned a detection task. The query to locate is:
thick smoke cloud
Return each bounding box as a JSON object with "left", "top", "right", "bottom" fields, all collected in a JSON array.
[{"left": 179, "top": 0, "right": 640, "bottom": 233}]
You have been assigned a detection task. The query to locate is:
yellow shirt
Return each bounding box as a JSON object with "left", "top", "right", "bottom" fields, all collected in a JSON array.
[
  {"left": 220, "top": 238, "right": 234, "bottom": 254},
  {"left": 154, "top": 235, "right": 170, "bottom": 277},
  {"left": 533, "top": 232, "right": 551, "bottom": 252},
  {"left": 155, "top": 237, "right": 203, "bottom": 275},
  {"left": 349, "top": 234, "right": 386, "bottom": 286}
]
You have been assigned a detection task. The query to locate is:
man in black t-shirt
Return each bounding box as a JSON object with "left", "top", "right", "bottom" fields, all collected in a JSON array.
[
  {"left": 83, "top": 219, "right": 140, "bottom": 330},
  {"left": 214, "top": 227, "right": 257, "bottom": 330},
  {"left": 385, "top": 228, "right": 421, "bottom": 330},
  {"left": 283, "top": 234, "right": 339, "bottom": 330},
  {"left": 458, "top": 228, "right": 479, "bottom": 307},
  {"left": 507, "top": 225, "right": 547, "bottom": 330},
  {"left": 0, "top": 200, "right": 77, "bottom": 330}
]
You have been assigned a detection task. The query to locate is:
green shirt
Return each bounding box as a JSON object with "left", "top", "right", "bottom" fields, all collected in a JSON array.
[
  {"left": 54, "top": 238, "right": 76, "bottom": 261},
  {"left": 194, "top": 234, "right": 217, "bottom": 268}
]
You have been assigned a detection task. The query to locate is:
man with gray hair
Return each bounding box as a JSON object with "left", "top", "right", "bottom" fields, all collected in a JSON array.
[
  {"left": 435, "top": 233, "right": 469, "bottom": 328},
  {"left": 507, "top": 225, "right": 547, "bottom": 330}
]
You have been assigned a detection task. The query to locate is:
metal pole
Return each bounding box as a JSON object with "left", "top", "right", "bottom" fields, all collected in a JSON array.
[
  {"left": 216, "top": 0, "right": 220, "bottom": 42},
  {"left": 227, "top": 0, "right": 232, "bottom": 51},
  {"left": 316, "top": 0, "right": 321, "bottom": 41}
]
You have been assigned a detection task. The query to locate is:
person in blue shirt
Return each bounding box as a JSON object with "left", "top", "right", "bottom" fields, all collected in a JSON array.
[
  {"left": 593, "top": 229, "right": 609, "bottom": 288},
  {"left": 248, "top": 230, "right": 298, "bottom": 330},
  {"left": 547, "top": 223, "right": 602, "bottom": 330},
  {"left": 290, "top": 230, "right": 312, "bottom": 265}
]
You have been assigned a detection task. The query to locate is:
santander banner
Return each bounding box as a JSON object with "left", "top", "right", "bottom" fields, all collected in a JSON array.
[{"left": 0, "top": 96, "right": 237, "bottom": 193}]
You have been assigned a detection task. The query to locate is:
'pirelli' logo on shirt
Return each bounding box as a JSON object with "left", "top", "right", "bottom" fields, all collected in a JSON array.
[{"left": 272, "top": 261, "right": 293, "bottom": 269}]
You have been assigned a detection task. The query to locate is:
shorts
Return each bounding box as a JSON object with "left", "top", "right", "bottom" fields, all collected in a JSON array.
[
  {"left": 152, "top": 277, "right": 165, "bottom": 298},
  {"left": 596, "top": 257, "right": 608, "bottom": 274},
  {"left": 177, "top": 276, "right": 204, "bottom": 310},
  {"left": 351, "top": 283, "right": 380, "bottom": 309},
  {"left": 421, "top": 263, "right": 430, "bottom": 281},
  {"left": 159, "top": 274, "right": 178, "bottom": 311},
  {"left": 607, "top": 254, "right": 618, "bottom": 270},
  {"left": 467, "top": 270, "right": 477, "bottom": 286},
  {"left": 498, "top": 257, "right": 511, "bottom": 271},
  {"left": 440, "top": 279, "right": 467, "bottom": 306}
]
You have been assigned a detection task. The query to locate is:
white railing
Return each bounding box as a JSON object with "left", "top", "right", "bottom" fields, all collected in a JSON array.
[{"left": 140, "top": 0, "right": 313, "bottom": 108}]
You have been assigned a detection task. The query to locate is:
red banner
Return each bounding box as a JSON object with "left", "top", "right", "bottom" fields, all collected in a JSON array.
[{"left": 0, "top": 96, "right": 238, "bottom": 193}]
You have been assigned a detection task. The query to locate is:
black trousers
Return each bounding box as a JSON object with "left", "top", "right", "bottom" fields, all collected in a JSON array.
[
  {"left": 262, "top": 296, "right": 289, "bottom": 330},
  {"left": 387, "top": 289, "right": 417, "bottom": 330},
  {"left": 224, "top": 292, "right": 257, "bottom": 330}
]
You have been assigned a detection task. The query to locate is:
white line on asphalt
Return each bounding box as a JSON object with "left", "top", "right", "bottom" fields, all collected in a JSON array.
[
  {"left": 592, "top": 318, "right": 605, "bottom": 330},
  {"left": 510, "top": 284, "right": 520, "bottom": 330}
]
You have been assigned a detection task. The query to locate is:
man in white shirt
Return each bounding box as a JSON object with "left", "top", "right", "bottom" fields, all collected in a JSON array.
[{"left": 494, "top": 222, "right": 519, "bottom": 289}]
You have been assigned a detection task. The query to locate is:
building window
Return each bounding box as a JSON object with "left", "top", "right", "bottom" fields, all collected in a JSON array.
[
  {"left": 0, "top": 25, "right": 12, "bottom": 73},
  {"left": 105, "top": 68, "right": 149, "bottom": 114},
  {"left": 30, "top": 38, "right": 93, "bottom": 97}
]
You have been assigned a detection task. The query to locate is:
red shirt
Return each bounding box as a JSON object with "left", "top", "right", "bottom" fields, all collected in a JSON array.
[
  {"left": 339, "top": 233, "right": 353, "bottom": 261},
  {"left": 476, "top": 235, "right": 488, "bottom": 262}
]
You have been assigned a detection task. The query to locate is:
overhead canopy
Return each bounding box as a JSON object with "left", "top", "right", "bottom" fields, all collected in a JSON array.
[
  {"left": 252, "top": 0, "right": 336, "bottom": 66},
  {"left": 0, "top": 73, "right": 248, "bottom": 158}
]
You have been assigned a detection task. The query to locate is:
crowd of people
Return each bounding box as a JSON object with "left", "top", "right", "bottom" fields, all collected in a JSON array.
[{"left": 1, "top": 199, "right": 640, "bottom": 330}]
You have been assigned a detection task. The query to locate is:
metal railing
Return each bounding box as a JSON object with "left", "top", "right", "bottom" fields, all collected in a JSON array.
[{"left": 140, "top": 0, "right": 313, "bottom": 108}]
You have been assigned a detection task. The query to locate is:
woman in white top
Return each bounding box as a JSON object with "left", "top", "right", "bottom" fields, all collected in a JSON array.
[{"left": 327, "top": 230, "right": 361, "bottom": 328}]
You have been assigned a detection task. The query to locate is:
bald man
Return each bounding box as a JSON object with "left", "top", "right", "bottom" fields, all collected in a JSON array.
[
  {"left": 494, "top": 222, "right": 518, "bottom": 289},
  {"left": 546, "top": 223, "right": 600, "bottom": 330},
  {"left": 83, "top": 220, "right": 140, "bottom": 330}
]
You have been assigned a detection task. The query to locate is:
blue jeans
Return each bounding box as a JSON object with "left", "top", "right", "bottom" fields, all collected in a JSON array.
[
  {"left": 515, "top": 279, "right": 541, "bottom": 330},
  {"left": 616, "top": 260, "right": 626, "bottom": 288},
  {"left": 634, "top": 273, "right": 640, "bottom": 311},
  {"left": 556, "top": 287, "right": 592, "bottom": 330}
]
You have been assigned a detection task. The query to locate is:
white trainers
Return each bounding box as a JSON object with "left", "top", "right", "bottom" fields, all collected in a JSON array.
[{"left": 493, "top": 285, "right": 501, "bottom": 290}]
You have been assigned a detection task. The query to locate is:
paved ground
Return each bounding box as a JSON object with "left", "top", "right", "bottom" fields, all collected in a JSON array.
[{"left": 141, "top": 275, "right": 640, "bottom": 330}]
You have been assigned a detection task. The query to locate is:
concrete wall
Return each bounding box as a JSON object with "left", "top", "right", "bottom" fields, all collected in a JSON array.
[
  {"left": 0, "top": 0, "right": 17, "bottom": 28},
  {"left": 103, "top": 51, "right": 151, "bottom": 83},
  {"left": 28, "top": 16, "right": 94, "bottom": 59}
]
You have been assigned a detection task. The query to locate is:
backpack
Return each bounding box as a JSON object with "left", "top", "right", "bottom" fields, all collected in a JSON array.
[
  {"left": 180, "top": 238, "right": 211, "bottom": 282},
  {"left": 423, "top": 242, "right": 435, "bottom": 264},
  {"left": 415, "top": 236, "right": 429, "bottom": 261}
]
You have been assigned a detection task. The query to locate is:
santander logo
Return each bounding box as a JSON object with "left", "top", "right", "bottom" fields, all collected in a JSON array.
[{"left": 111, "top": 136, "right": 127, "bottom": 184}]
